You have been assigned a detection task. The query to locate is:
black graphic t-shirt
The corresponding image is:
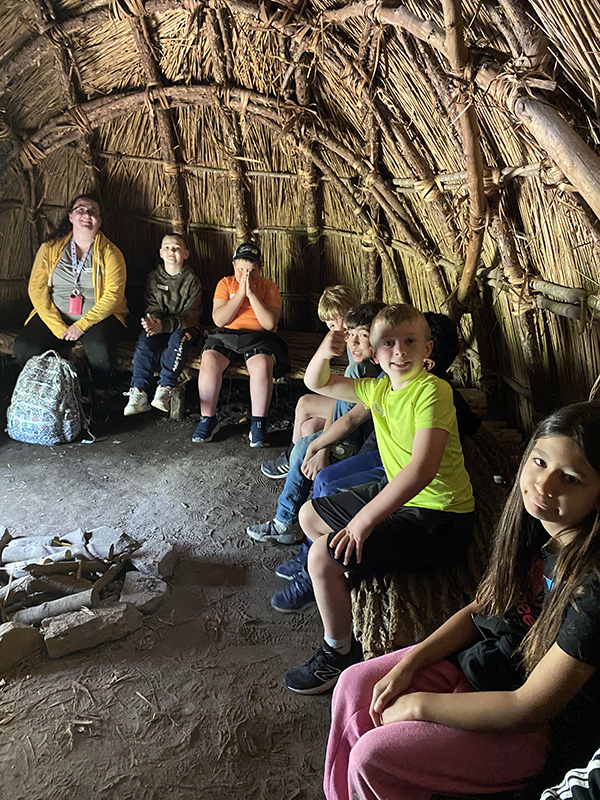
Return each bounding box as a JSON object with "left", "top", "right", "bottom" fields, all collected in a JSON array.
[{"left": 456, "top": 548, "right": 600, "bottom": 790}]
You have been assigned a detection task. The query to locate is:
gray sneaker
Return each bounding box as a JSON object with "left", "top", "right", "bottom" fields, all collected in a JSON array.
[
  {"left": 261, "top": 448, "right": 291, "bottom": 479},
  {"left": 246, "top": 519, "right": 303, "bottom": 545}
]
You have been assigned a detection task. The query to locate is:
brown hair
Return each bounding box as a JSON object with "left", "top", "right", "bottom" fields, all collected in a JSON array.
[
  {"left": 48, "top": 193, "right": 102, "bottom": 244},
  {"left": 475, "top": 401, "right": 600, "bottom": 673}
]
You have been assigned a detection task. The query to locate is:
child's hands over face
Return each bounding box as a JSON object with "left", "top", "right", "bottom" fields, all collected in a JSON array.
[
  {"left": 330, "top": 513, "right": 374, "bottom": 565},
  {"left": 369, "top": 660, "right": 419, "bottom": 727},
  {"left": 142, "top": 314, "right": 163, "bottom": 336},
  {"left": 245, "top": 268, "right": 258, "bottom": 297},
  {"left": 301, "top": 448, "right": 330, "bottom": 481},
  {"left": 320, "top": 329, "right": 347, "bottom": 360}
]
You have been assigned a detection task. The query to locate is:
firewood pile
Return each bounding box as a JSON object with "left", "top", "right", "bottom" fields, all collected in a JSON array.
[{"left": 0, "top": 526, "right": 175, "bottom": 674}]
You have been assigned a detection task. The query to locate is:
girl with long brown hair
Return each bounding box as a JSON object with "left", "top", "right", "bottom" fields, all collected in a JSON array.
[{"left": 325, "top": 401, "right": 600, "bottom": 800}]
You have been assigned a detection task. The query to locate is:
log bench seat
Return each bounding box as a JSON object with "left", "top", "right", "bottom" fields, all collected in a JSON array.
[{"left": 1, "top": 330, "right": 345, "bottom": 420}]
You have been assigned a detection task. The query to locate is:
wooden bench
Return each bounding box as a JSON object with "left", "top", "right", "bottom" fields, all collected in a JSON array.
[{"left": 1, "top": 330, "right": 345, "bottom": 420}]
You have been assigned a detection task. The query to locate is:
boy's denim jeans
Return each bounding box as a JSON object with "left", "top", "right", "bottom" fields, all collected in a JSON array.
[
  {"left": 275, "top": 432, "right": 322, "bottom": 525},
  {"left": 132, "top": 328, "right": 194, "bottom": 390},
  {"left": 313, "top": 450, "right": 384, "bottom": 499}
]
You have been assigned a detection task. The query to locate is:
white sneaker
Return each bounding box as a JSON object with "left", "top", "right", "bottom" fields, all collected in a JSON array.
[
  {"left": 151, "top": 385, "right": 172, "bottom": 413},
  {"left": 123, "top": 387, "right": 151, "bottom": 416}
]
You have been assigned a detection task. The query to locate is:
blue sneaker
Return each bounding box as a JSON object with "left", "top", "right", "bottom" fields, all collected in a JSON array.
[
  {"left": 275, "top": 542, "right": 310, "bottom": 580},
  {"left": 249, "top": 419, "right": 269, "bottom": 447},
  {"left": 271, "top": 569, "right": 315, "bottom": 613},
  {"left": 284, "top": 638, "right": 363, "bottom": 694},
  {"left": 192, "top": 415, "right": 221, "bottom": 443}
]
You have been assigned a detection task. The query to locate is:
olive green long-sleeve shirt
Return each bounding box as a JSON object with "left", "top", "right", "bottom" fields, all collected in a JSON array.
[{"left": 144, "top": 265, "right": 202, "bottom": 333}]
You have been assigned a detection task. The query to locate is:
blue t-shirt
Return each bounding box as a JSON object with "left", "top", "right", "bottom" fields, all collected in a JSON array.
[{"left": 333, "top": 350, "right": 380, "bottom": 447}]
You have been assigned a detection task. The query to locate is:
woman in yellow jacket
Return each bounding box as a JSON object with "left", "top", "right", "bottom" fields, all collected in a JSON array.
[{"left": 13, "top": 194, "right": 128, "bottom": 423}]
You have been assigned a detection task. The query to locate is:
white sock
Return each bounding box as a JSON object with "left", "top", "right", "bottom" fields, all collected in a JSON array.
[
  {"left": 324, "top": 633, "right": 352, "bottom": 655},
  {"left": 274, "top": 518, "right": 289, "bottom": 532}
]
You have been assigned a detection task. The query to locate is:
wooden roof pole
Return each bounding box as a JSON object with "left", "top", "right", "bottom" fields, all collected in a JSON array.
[
  {"left": 441, "top": 0, "right": 486, "bottom": 319},
  {"left": 127, "top": 14, "right": 187, "bottom": 235},
  {"left": 359, "top": 22, "right": 382, "bottom": 300},
  {"left": 288, "top": 137, "right": 408, "bottom": 303},
  {"left": 206, "top": 7, "right": 250, "bottom": 245},
  {"left": 0, "top": 2, "right": 172, "bottom": 97},
  {"left": 326, "top": 39, "right": 455, "bottom": 302},
  {"left": 225, "top": 0, "right": 447, "bottom": 305},
  {"left": 28, "top": 0, "right": 99, "bottom": 195},
  {"left": 293, "top": 45, "right": 325, "bottom": 309}
]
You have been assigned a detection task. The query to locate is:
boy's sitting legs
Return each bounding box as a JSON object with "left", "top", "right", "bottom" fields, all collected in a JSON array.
[
  {"left": 247, "top": 432, "right": 321, "bottom": 544},
  {"left": 284, "top": 486, "right": 473, "bottom": 693},
  {"left": 293, "top": 393, "right": 336, "bottom": 440},
  {"left": 125, "top": 329, "right": 169, "bottom": 416},
  {"left": 261, "top": 392, "right": 335, "bottom": 478},
  {"left": 313, "top": 450, "right": 384, "bottom": 498},
  {"left": 272, "top": 450, "right": 385, "bottom": 612},
  {"left": 246, "top": 352, "right": 274, "bottom": 447},
  {"left": 192, "top": 348, "right": 229, "bottom": 442}
]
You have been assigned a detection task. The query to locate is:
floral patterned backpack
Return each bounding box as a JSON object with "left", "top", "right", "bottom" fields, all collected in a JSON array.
[{"left": 6, "top": 350, "right": 85, "bottom": 445}]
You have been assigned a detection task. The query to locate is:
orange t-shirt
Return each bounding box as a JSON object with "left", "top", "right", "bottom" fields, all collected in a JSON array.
[{"left": 214, "top": 274, "right": 281, "bottom": 331}]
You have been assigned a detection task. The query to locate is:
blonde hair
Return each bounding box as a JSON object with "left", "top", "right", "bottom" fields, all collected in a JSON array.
[
  {"left": 369, "top": 304, "right": 430, "bottom": 349},
  {"left": 317, "top": 285, "right": 360, "bottom": 322}
]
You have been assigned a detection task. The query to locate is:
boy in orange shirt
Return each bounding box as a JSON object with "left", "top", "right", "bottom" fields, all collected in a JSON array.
[{"left": 192, "top": 242, "right": 289, "bottom": 447}]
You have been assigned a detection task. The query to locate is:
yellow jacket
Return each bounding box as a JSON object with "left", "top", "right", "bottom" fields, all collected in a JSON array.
[{"left": 25, "top": 231, "right": 128, "bottom": 337}]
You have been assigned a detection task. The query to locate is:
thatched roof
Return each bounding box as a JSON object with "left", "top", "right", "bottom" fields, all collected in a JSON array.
[{"left": 2, "top": 0, "right": 600, "bottom": 430}]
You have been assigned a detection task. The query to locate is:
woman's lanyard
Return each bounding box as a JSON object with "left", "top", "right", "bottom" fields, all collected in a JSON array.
[{"left": 70, "top": 238, "right": 91, "bottom": 296}]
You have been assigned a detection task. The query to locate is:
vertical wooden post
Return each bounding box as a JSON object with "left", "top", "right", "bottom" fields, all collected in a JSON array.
[
  {"left": 206, "top": 8, "right": 250, "bottom": 244},
  {"left": 128, "top": 15, "right": 187, "bottom": 234}
]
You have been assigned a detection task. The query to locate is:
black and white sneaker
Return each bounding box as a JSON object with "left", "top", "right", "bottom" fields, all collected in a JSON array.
[
  {"left": 247, "top": 518, "right": 303, "bottom": 545},
  {"left": 261, "top": 448, "right": 291, "bottom": 479},
  {"left": 284, "top": 639, "right": 362, "bottom": 694}
]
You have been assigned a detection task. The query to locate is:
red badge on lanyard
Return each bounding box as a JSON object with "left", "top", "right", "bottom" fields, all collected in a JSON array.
[{"left": 69, "top": 238, "right": 90, "bottom": 316}]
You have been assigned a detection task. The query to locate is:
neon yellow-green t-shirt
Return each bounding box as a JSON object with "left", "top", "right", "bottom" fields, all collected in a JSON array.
[{"left": 354, "top": 370, "right": 474, "bottom": 513}]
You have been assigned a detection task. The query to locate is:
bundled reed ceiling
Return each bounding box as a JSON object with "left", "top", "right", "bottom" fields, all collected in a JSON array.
[{"left": 2, "top": 0, "right": 600, "bottom": 430}]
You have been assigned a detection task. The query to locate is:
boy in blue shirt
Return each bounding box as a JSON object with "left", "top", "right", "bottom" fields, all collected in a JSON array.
[{"left": 246, "top": 301, "right": 385, "bottom": 550}]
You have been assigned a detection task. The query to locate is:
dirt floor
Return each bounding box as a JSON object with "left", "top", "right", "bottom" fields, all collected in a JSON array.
[{"left": 0, "top": 384, "right": 332, "bottom": 800}]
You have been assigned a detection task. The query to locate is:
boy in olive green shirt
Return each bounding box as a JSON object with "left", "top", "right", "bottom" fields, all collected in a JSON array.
[{"left": 124, "top": 234, "right": 202, "bottom": 417}]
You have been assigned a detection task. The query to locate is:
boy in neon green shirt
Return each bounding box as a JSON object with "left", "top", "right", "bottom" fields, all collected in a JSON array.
[{"left": 284, "top": 304, "right": 474, "bottom": 694}]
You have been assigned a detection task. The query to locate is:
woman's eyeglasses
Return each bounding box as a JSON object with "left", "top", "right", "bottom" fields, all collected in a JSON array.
[{"left": 72, "top": 206, "right": 100, "bottom": 218}]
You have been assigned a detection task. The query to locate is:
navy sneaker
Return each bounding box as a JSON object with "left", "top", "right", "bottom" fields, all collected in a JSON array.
[
  {"left": 249, "top": 419, "right": 269, "bottom": 448},
  {"left": 261, "top": 448, "right": 291, "bottom": 478},
  {"left": 192, "top": 415, "right": 221, "bottom": 443},
  {"left": 275, "top": 542, "right": 310, "bottom": 580},
  {"left": 271, "top": 569, "right": 315, "bottom": 613},
  {"left": 284, "top": 639, "right": 363, "bottom": 694}
]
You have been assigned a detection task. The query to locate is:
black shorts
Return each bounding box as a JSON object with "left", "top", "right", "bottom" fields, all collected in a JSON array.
[
  {"left": 203, "top": 328, "right": 290, "bottom": 378},
  {"left": 311, "top": 479, "right": 474, "bottom": 577}
]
